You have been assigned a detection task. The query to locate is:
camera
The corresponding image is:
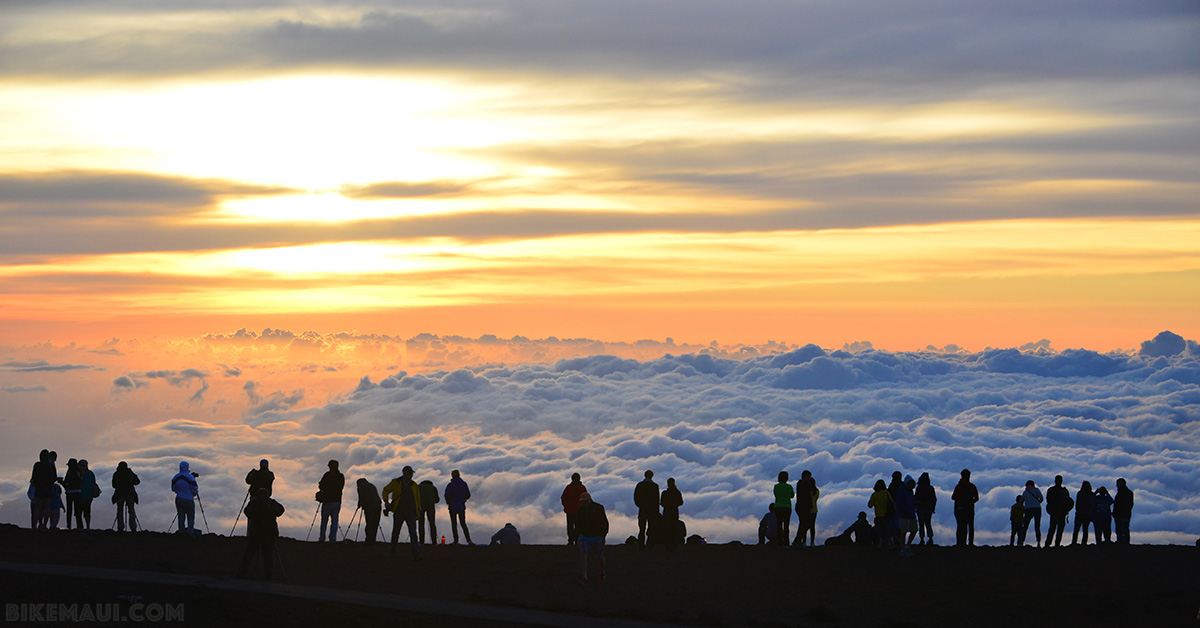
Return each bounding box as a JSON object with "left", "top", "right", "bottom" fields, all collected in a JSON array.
[{"left": 191, "top": 471, "right": 200, "bottom": 478}]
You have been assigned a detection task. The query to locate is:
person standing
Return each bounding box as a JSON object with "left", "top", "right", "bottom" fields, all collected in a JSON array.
[
  {"left": 61, "top": 458, "right": 82, "bottom": 530},
  {"left": 245, "top": 459, "right": 275, "bottom": 497},
  {"left": 633, "top": 470, "right": 660, "bottom": 549},
  {"left": 773, "top": 471, "right": 794, "bottom": 548},
  {"left": 171, "top": 461, "right": 200, "bottom": 535},
  {"left": 1020, "top": 480, "right": 1043, "bottom": 547},
  {"left": 951, "top": 468, "right": 979, "bottom": 547},
  {"left": 356, "top": 478, "right": 383, "bottom": 544},
  {"left": 1113, "top": 478, "right": 1134, "bottom": 545},
  {"left": 1071, "top": 481, "right": 1095, "bottom": 546},
  {"left": 560, "top": 473, "right": 587, "bottom": 546},
  {"left": 1093, "top": 486, "right": 1114, "bottom": 544},
  {"left": 576, "top": 492, "right": 609, "bottom": 585},
  {"left": 76, "top": 459, "right": 97, "bottom": 530},
  {"left": 444, "top": 469, "right": 473, "bottom": 545},
  {"left": 237, "top": 488, "right": 285, "bottom": 579},
  {"left": 29, "top": 450, "right": 57, "bottom": 530},
  {"left": 794, "top": 470, "right": 819, "bottom": 548},
  {"left": 914, "top": 472, "right": 937, "bottom": 545},
  {"left": 417, "top": 479, "right": 440, "bottom": 545},
  {"left": 1044, "top": 475, "right": 1071, "bottom": 548},
  {"left": 383, "top": 466, "right": 422, "bottom": 560},
  {"left": 897, "top": 475, "right": 918, "bottom": 552},
  {"left": 660, "top": 477, "right": 683, "bottom": 551},
  {"left": 112, "top": 461, "right": 140, "bottom": 532},
  {"left": 317, "top": 460, "right": 344, "bottom": 542},
  {"left": 1009, "top": 495, "right": 1026, "bottom": 546}
]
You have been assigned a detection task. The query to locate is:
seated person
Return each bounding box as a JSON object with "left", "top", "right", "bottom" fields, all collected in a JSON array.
[{"left": 825, "top": 512, "right": 876, "bottom": 546}]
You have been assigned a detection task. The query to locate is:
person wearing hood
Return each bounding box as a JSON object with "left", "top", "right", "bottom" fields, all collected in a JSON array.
[
  {"left": 75, "top": 459, "right": 98, "bottom": 530},
  {"left": 245, "top": 459, "right": 274, "bottom": 497},
  {"left": 1093, "top": 486, "right": 1114, "bottom": 544},
  {"left": 444, "top": 470, "right": 473, "bottom": 545},
  {"left": 1071, "top": 481, "right": 1096, "bottom": 546},
  {"left": 238, "top": 488, "right": 285, "bottom": 579},
  {"left": 356, "top": 478, "right": 383, "bottom": 544},
  {"left": 660, "top": 477, "right": 684, "bottom": 551},
  {"left": 490, "top": 523, "right": 521, "bottom": 545},
  {"left": 417, "top": 478, "right": 440, "bottom": 545},
  {"left": 317, "top": 460, "right": 344, "bottom": 542},
  {"left": 112, "top": 461, "right": 140, "bottom": 532},
  {"left": 171, "top": 461, "right": 200, "bottom": 535}
]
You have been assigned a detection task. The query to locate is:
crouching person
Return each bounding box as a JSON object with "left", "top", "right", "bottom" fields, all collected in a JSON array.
[{"left": 238, "top": 488, "right": 285, "bottom": 579}]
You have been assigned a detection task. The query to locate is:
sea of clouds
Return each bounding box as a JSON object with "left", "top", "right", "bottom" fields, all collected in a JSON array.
[{"left": 2, "top": 331, "right": 1198, "bottom": 545}]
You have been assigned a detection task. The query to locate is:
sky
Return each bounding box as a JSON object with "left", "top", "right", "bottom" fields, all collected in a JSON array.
[
  {"left": 1, "top": 1, "right": 1199, "bottom": 543},
  {"left": 0, "top": 0, "right": 1197, "bottom": 347}
]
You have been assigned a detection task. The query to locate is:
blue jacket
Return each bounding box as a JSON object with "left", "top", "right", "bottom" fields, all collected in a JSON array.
[
  {"left": 895, "top": 484, "right": 917, "bottom": 519},
  {"left": 444, "top": 477, "right": 471, "bottom": 511}
]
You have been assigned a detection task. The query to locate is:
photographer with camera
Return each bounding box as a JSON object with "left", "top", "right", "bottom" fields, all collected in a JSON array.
[
  {"left": 171, "top": 461, "right": 200, "bottom": 536},
  {"left": 245, "top": 459, "right": 275, "bottom": 497}
]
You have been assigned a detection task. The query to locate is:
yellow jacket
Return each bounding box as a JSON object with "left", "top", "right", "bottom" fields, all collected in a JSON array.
[
  {"left": 381, "top": 477, "right": 422, "bottom": 514},
  {"left": 868, "top": 489, "right": 892, "bottom": 520}
]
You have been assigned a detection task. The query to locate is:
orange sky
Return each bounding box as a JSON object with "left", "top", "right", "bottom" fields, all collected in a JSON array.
[{"left": 1, "top": 3, "right": 1197, "bottom": 351}]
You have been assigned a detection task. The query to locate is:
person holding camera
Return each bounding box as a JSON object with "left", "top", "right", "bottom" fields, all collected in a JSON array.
[{"left": 171, "top": 461, "right": 200, "bottom": 535}]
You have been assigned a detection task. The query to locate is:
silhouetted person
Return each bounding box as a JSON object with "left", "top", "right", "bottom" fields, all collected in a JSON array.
[
  {"left": 112, "top": 461, "right": 140, "bottom": 532},
  {"left": 245, "top": 459, "right": 274, "bottom": 497},
  {"left": 76, "top": 459, "right": 97, "bottom": 530},
  {"left": 825, "top": 512, "right": 875, "bottom": 546},
  {"left": 633, "top": 470, "right": 659, "bottom": 549},
  {"left": 317, "top": 460, "right": 344, "bottom": 542},
  {"left": 1010, "top": 495, "right": 1025, "bottom": 546},
  {"left": 868, "top": 479, "right": 893, "bottom": 548},
  {"left": 356, "top": 478, "right": 382, "bottom": 544},
  {"left": 48, "top": 484, "right": 64, "bottom": 529},
  {"left": 444, "top": 469, "right": 473, "bottom": 545},
  {"left": 490, "top": 523, "right": 521, "bottom": 545},
  {"left": 1020, "top": 480, "right": 1043, "bottom": 546},
  {"left": 758, "top": 504, "right": 779, "bottom": 545},
  {"left": 773, "top": 471, "right": 794, "bottom": 548},
  {"left": 1113, "top": 478, "right": 1134, "bottom": 545},
  {"left": 60, "top": 458, "right": 81, "bottom": 530},
  {"left": 576, "top": 492, "right": 609, "bottom": 585},
  {"left": 951, "top": 468, "right": 978, "bottom": 547},
  {"left": 417, "top": 479, "right": 439, "bottom": 545},
  {"left": 660, "top": 477, "right": 683, "bottom": 551},
  {"left": 237, "top": 488, "right": 285, "bottom": 579},
  {"left": 1071, "top": 481, "right": 1095, "bottom": 545},
  {"left": 384, "top": 466, "right": 422, "bottom": 560},
  {"left": 794, "top": 470, "right": 819, "bottom": 547},
  {"left": 887, "top": 470, "right": 905, "bottom": 546},
  {"left": 897, "top": 475, "right": 917, "bottom": 552},
  {"left": 1044, "top": 475, "right": 1070, "bottom": 547},
  {"left": 29, "top": 449, "right": 57, "bottom": 530},
  {"left": 1093, "top": 486, "right": 1114, "bottom": 544},
  {"left": 561, "top": 473, "right": 587, "bottom": 546},
  {"left": 914, "top": 472, "right": 936, "bottom": 545},
  {"left": 171, "top": 461, "right": 199, "bottom": 535}
]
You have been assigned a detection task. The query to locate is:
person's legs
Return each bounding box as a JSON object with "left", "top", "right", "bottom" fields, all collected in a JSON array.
[
  {"left": 65, "top": 494, "right": 77, "bottom": 530},
  {"left": 405, "top": 515, "right": 421, "bottom": 558},
  {"left": 319, "top": 502, "right": 331, "bottom": 542},
  {"left": 775, "top": 509, "right": 789, "bottom": 548},
  {"left": 449, "top": 510, "right": 461, "bottom": 543},
  {"left": 116, "top": 498, "right": 127, "bottom": 532},
  {"left": 184, "top": 500, "right": 195, "bottom": 534},
  {"left": 637, "top": 509, "right": 650, "bottom": 547},
  {"left": 579, "top": 540, "right": 589, "bottom": 581},
  {"left": 365, "top": 508, "right": 380, "bottom": 544},
  {"left": 261, "top": 537, "right": 275, "bottom": 578},
  {"left": 966, "top": 509, "right": 974, "bottom": 545},
  {"left": 1115, "top": 517, "right": 1130, "bottom": 544},
  {"left": 808, "top": 514, "right": 817, "bottom": 546},
  {"left": 566, "top": 512, "right": 578, "bottom": 545},
  {"left": 390, "top": 514, "right": 401, "bottom": 556},
  {"left": 424, "top": 507, "right": 437, "bottom": 544},
  {"left": 664, "top": 515, "right": 678, "bottom": 551},
  {"left": 955, "top": 510, "right": 965, "bottom": 546},
  {"left": 128, "top": 501, "right": 138, "bottom": 532},
  {"left": 80, "top": 500, "right": 91, "bottom": 529},
  {"left": 239, "top": 535, "right": 262, "bottom": 575},
  {"left": 330, "top": 502, "right": 340, "bottom": 542},
  {"left": 458, "top": 509, "right": 472, "bottom": 544},
  {"left": 176, "top": 498, "right": 187, "bottom": 532}
]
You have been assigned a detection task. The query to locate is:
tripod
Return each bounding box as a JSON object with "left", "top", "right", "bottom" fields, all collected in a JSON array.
[
  {"left": 343, "top": 507, "right": 361, "bottom": 542},
  {"left": 304, "top": 504, "right": 320, "bottom": 541},
  {"left": 230, "top": 489, "right": 251, "bottom": 536},
  {"left": 196, "top": 495, "right": 211, "bottom": 534}
]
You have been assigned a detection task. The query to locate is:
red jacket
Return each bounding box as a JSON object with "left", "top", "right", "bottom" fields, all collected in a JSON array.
[{"left": 561, "top": 481, "right": 587, "bottom": 514}]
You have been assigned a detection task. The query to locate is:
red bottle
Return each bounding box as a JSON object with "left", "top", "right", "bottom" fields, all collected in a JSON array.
[{"left": 441, "top": 536, "right": 446, "bottom": 545}]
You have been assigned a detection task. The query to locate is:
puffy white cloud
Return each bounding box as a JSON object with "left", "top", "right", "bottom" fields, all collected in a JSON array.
[{"left": 1, "top": 331, "right": 1198, "bottom": 545}]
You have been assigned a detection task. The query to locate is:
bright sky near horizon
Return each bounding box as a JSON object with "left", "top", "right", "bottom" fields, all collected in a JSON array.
[{"left": 1, "top": 1, "right": 1199, "bottom": 348}]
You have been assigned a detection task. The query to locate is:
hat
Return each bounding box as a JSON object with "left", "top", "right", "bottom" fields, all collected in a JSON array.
[{"left": 180, "top": 461, "right": 190, "bottom": 471}]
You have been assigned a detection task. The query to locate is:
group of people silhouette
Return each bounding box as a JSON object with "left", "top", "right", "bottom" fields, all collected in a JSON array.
[
  {"left": 763, "top": 468, "right": 1136, "bottom": 555},
  {"left": 29, "top": 449, "right": 1139, "bottom": 582}
]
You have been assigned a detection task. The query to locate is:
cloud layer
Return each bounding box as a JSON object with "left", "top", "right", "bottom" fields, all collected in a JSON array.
[{"left": 2, "top": 331, "right": 1197, "bottom": 545}]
